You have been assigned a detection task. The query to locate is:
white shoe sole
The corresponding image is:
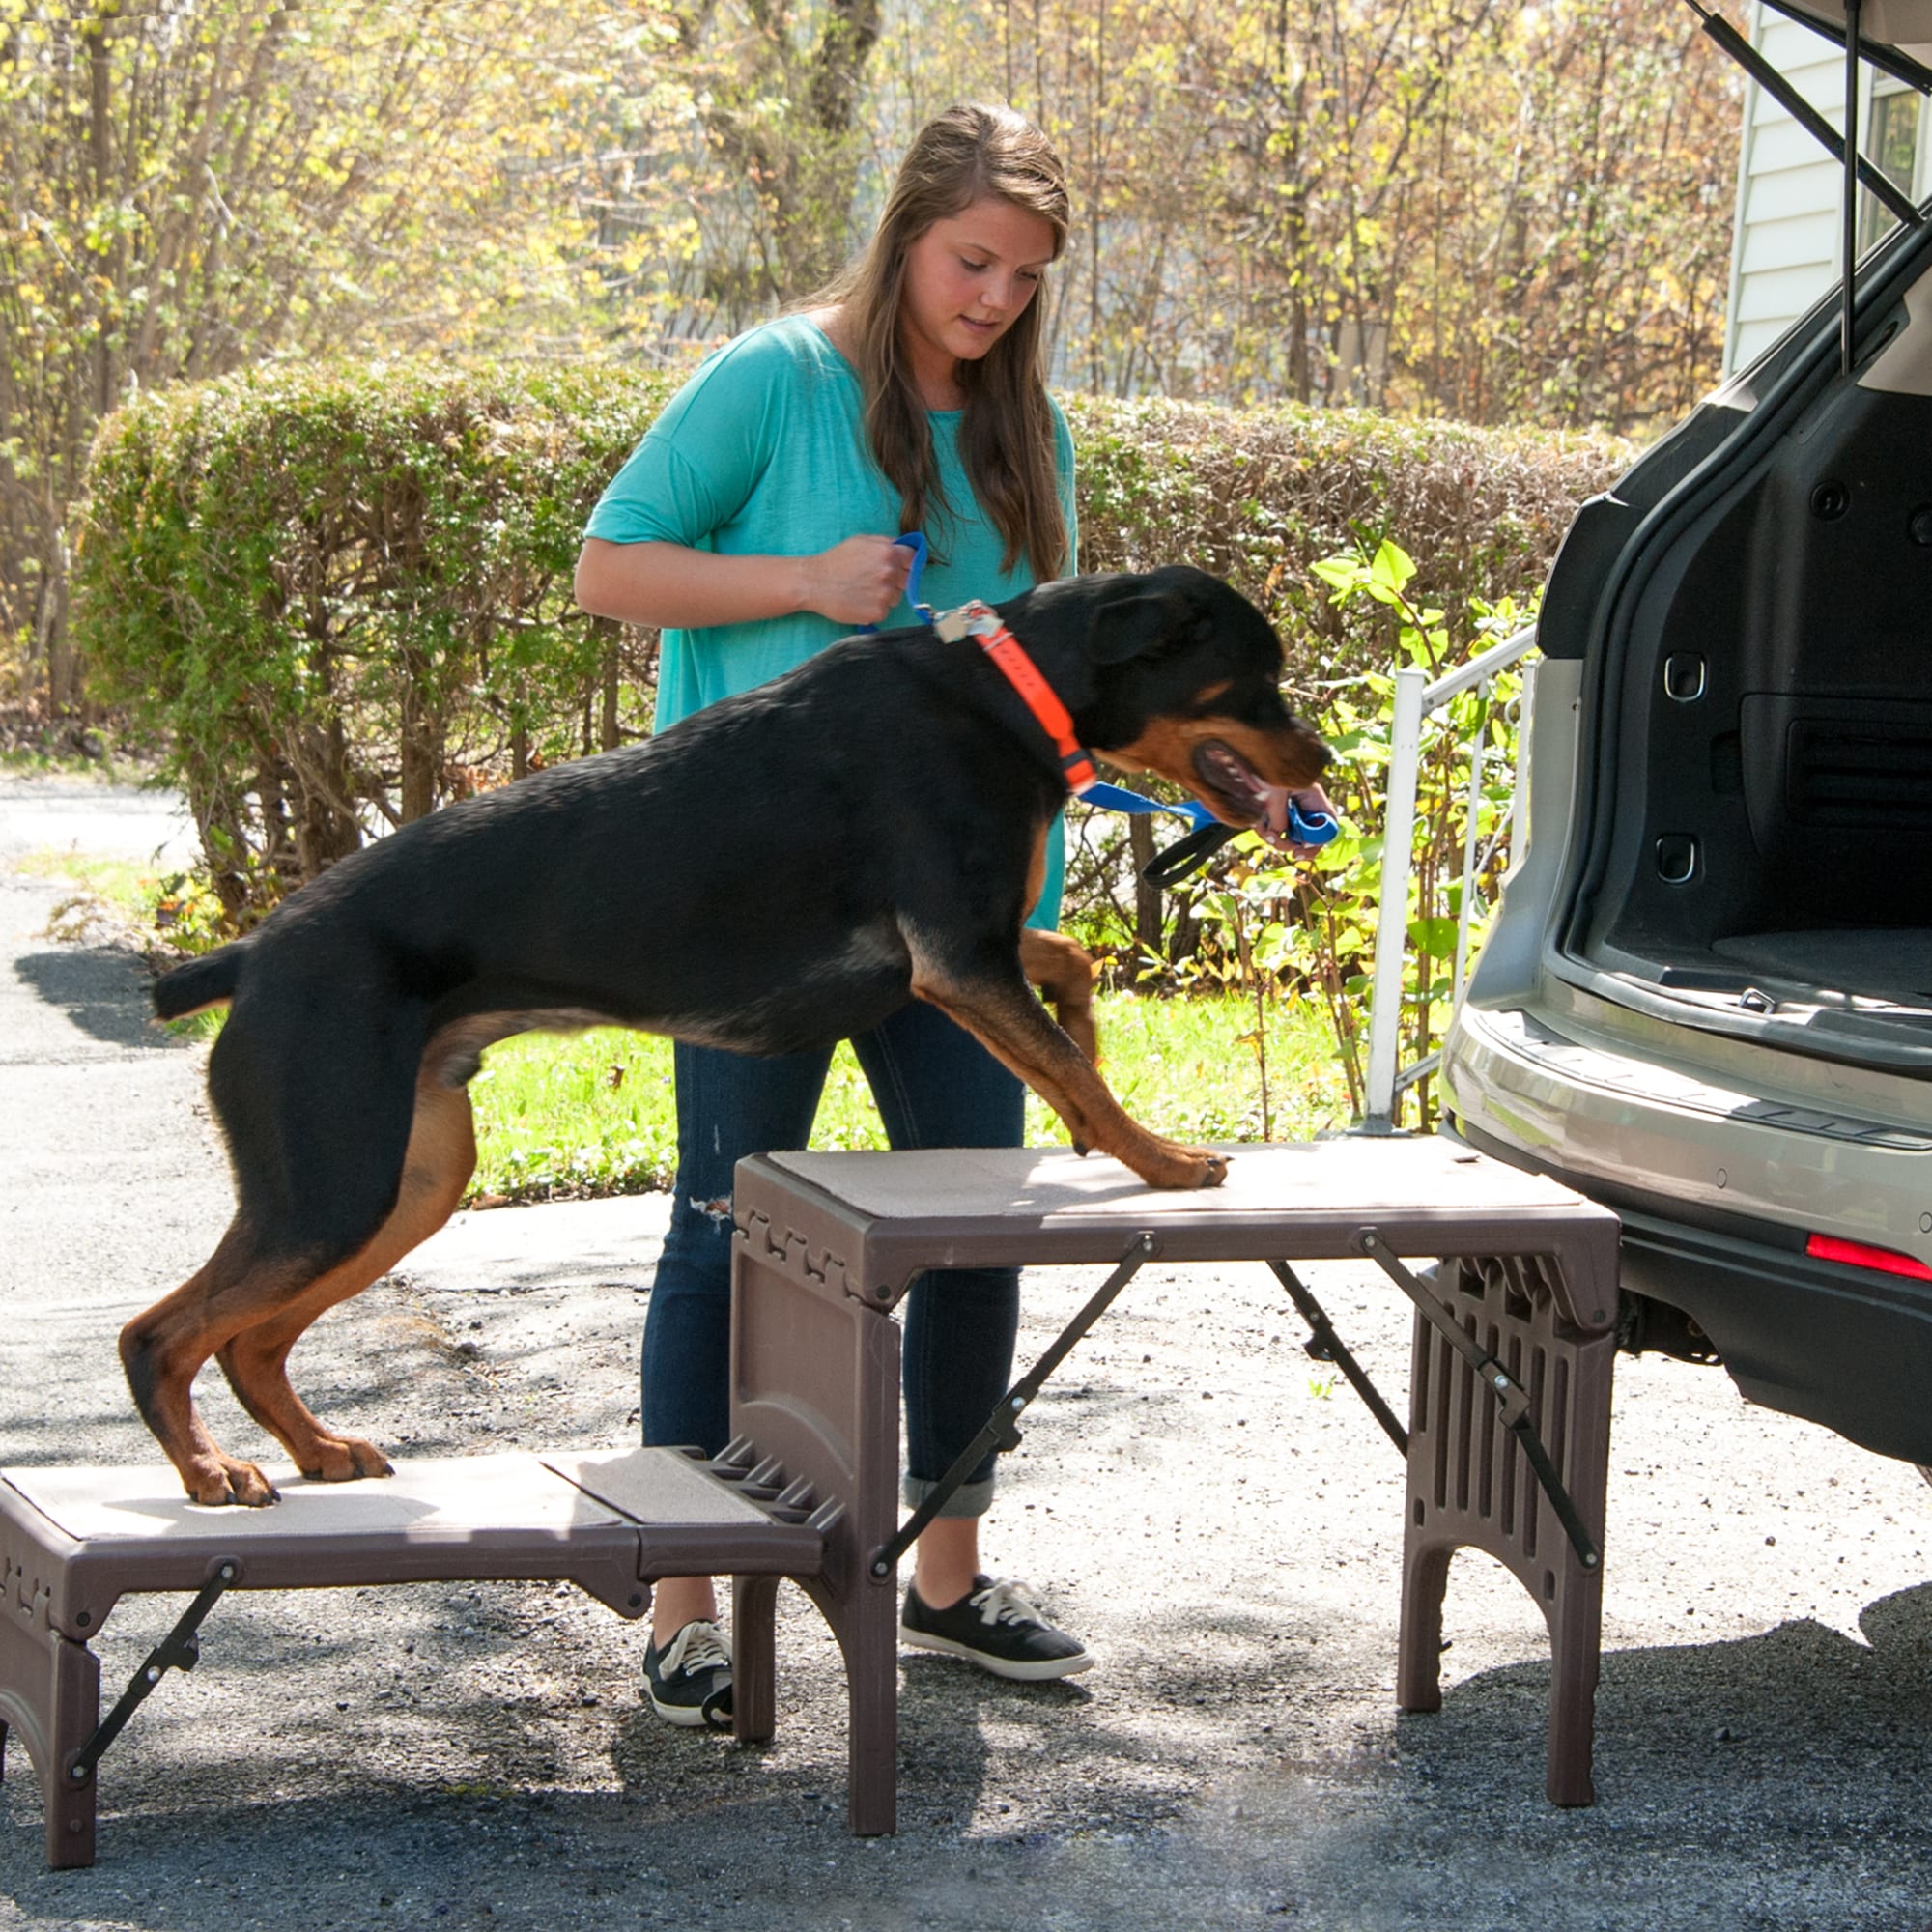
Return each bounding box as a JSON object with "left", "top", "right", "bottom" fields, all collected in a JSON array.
[{"left": 899, "top": 1624, "right": 1094, "bottom": 1682}]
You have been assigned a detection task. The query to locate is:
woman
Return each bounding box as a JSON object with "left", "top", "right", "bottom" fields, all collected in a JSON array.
[{"left": 575, "top": 102, "right": 1090, "bottom": 1730}]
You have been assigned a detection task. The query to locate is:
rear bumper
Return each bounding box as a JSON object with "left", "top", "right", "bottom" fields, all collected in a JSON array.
[{"left": 1444, "top": 1005, "right": 1932, "bottom": 1464}]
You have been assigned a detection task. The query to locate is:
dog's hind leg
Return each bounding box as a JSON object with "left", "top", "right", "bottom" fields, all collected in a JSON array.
[
  {"left": 1019, "top": 928, "right": 1099, "bottom": 1065},
  {"left": 122, "top": 991, "right": 452, "bottom": 1504},
  {"left": 120, "top": 1226, "right": 330, "bottom": 1505},
  {"left": 213, "top": 1072, "right": 478, "bottom": 1486},
  {"left": 123, "top": 1070, "right": 476, "bottom": 1505}
]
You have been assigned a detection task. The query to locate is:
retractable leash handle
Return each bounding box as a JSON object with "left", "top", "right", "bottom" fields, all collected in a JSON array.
[
  {"left": 1287, "top": 799, "right": 1341, "bottom": 846},
  {"left": 856, "top": 531, "right": 933, "bottom": 632},
  {"left": 1094, "top": 785, "right": 1339, "bottom": 888}
]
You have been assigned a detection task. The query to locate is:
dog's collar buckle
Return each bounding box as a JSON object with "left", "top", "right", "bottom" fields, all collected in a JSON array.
[{"left": 934, "top": 599, "right": 1097, "bottom": 794}]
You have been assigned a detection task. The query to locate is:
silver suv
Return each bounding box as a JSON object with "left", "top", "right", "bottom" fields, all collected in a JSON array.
[{"left": 1441, "top": 5, "right": 1932, "bottom": 1468}]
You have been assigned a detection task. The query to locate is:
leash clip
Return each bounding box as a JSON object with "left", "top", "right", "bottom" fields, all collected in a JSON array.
[{"left": 933, "top": 597, "right": 996, "bottom": 644}]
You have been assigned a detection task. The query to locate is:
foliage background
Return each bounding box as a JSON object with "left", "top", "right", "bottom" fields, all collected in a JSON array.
[
  {"left": 74, "top": 360, "right": 1626, "bottom": 946},
  {"left": 5, "top": 0, "right": 1736, "bottom": 722}
]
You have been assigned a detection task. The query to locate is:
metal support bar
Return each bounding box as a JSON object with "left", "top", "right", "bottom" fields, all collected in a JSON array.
[
  {"left": 1355, "top": 1233, "right": 1602, "bottom": 1571},
  {"left": 1265, "top": 1260, "right": 1409, "bottom": 1457},
  {"left": 1685, "top": 0, "right": 1920, "bottom": 233},
  {"left": 1844, "top": 0, "right": 1863, "bottom": 378},
  {"left": 868, "top": 1232, "right": 1160, "bottom": 1579},
  {"left": 1759, "top": 0, "right": 1932, "bottom": 94},
  {"left": 1453, "top": 696, "right": 1490, "bottom": 995},
  {"left": 68, "top": 1562, "right": 238, "bottom": 1785}
]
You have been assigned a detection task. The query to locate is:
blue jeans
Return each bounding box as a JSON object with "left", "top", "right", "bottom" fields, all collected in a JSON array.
[{"left": 641, "top": 999, "right": 1024, "bottom": 1517}]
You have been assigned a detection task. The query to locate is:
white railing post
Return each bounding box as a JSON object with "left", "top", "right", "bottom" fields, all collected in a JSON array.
[{"left": 1361, "top": 666, "right": 1427, "bottom": 1132}]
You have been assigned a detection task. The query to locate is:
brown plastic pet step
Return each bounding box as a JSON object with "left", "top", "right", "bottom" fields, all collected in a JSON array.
[
  {"left": 4, "top": 1138, "right": 1620, "bottom": 1867},
  {"left": 0, "top": 1446, "right": 839, "bottom": 1869},
  {"left": 729, "top": 1136, "right": 1621, "bottom": 1827}
]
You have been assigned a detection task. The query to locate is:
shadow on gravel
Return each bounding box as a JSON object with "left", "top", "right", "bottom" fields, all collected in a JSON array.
[
  {"left": 7, "top": 1591, "right": 1931, "bottom": 1930},
  {"left": 1395, "top": 1577, "right": 1932, "bottom": 1797},
  {"left": 14, "top": 946, "right": 179, "bottom": 1052}
]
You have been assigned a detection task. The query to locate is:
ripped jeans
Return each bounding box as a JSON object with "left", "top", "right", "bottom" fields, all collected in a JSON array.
[{"left": 641, "top": 999, "right": 1024, "bottom": 1518}]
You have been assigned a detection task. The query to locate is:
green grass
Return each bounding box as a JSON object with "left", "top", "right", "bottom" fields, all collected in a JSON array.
[
  {"left": 15, "top": 846, "right": 164, "bottom": 910},
  {"left": 16, "top": 844, "right": 1356, "bottom": 1204},
  {"left": 466, "top": 992, "right": 1353, "bottom": 1204},
  {"left": 0, "top": 737, "right": 163, "bottom": 782}
]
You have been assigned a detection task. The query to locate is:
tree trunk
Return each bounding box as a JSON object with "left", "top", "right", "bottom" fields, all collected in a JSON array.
[{"left": 398, "top": 659, "right": 440, "bottom": 823}]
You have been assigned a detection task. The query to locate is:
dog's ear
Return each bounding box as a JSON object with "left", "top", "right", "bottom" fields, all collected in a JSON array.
[{"left": 1086, "top": 588, "right": 1194, "bottom": 665}]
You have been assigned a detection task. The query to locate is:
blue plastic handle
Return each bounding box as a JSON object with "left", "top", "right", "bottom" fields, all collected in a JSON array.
[
  {"left": 857, "top": 531, "right": 931, "bottom": 632},
  {"left": 896, "top": 531, "right": 929, "bottom": 618},
  {"left": 1287, "top": 800, "right": 1341, "bottom": 847},
  {"left": 1085, "top": 781, "right": 1339, "bottom": 849}
]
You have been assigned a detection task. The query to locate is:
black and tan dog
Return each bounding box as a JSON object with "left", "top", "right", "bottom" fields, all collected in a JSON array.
[{"left": 129, "top": 566, "right": 1332, "bottom": 1505}]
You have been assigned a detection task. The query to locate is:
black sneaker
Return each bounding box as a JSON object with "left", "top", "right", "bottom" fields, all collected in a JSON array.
[
  {"left": 899, "top": 1575, "right": 1094, "bottom": 1682},
  {"left": 643, "top": 1619, "right": 733, "bottom": 1729}
]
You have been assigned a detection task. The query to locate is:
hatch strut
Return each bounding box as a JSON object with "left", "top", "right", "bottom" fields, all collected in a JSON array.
[
  {"left": 1683, "top": 0, "right": 1931, "bottom": 375},
  {"left": 1842, "top": 0, "right": 1863, "bottom": 373}
]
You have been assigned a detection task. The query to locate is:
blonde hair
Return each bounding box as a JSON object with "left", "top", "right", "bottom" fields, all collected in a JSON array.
[{"left": 817, "top": 103, "right": 1070, "bottom": 582}]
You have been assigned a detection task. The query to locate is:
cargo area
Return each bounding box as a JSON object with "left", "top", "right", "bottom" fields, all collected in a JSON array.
[{"left": 1573, "top": 259, "right": 1932, "bottom": 1049}]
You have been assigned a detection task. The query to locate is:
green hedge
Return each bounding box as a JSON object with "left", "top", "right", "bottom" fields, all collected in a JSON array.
[
  {"left": 74, "top": 359, "right": 1629, "bottom": 926},
  {"left": 1062, "top": 394, "right": 1627, "bottom": 694},
  {"left": 76, "top": 360, "right": 672, "bottom": 923}
]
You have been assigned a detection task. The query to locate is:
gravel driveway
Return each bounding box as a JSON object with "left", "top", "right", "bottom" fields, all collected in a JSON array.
[{"left": 2, "top": 781, "right": 1928, "bottom": 1932}]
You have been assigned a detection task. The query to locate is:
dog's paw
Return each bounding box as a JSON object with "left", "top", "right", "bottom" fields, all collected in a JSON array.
[
  {"left": 187, "top": 1456, "right": 280, "bottom": 1506},
  {"left": 1174, "top": 1146, "right": 1229, "bottom": 1189},
  {"left": 301, "top": 1435, "right": 396, "bottom": 1483},
  {"left": 1122, "top": 1138, "right": 1230, "bottom": 1190}
]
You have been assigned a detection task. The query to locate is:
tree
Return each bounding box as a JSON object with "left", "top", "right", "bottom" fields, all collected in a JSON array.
[
  {"left": 850, "top": 0, "right": 1738, "bottom": 424},
  {"left": 0, "top": 0, "right": 683, "bottom": 715}
]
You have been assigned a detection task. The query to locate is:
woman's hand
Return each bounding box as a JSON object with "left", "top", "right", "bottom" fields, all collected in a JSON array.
[{"left": 802, "top": 535, "right": 916, "bottom": 627}]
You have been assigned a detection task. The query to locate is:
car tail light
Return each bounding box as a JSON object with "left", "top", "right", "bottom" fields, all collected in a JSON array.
[{"left": 1805, "top": 1233, "right": 1932, "bottom": 1282}]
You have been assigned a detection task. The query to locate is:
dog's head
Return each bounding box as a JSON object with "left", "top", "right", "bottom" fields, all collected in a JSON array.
[{"left": 1015, "top": 566, "right": 1333, "bottom": 838}]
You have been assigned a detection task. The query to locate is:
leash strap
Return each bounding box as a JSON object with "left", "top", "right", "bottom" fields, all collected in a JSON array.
[
  {"left": 1090, "top": 780, "right": 1339, "bottom": 887},
  {"left": 1143, "top": 819, "right": 1240, "bottom": 887}
]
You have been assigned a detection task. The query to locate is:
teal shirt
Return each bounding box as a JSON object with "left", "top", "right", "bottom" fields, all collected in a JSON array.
[{"left": 585, "top": 314, "right": 1077, "bottom": 926}]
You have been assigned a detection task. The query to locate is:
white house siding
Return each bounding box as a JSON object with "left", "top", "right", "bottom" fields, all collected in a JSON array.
[
  {"left": 1726, "top": 8, "right": 1857, "bottom": 373},
  {"left": 1726, "top": 5, "right": 1932, "bottom": 374}
]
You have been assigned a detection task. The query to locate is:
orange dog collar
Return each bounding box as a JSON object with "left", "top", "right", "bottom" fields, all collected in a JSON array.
[{"left": 935, "top": 600, "right": 1097, "bottom": 794}]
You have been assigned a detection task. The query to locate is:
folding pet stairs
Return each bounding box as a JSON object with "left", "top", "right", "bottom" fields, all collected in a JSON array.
[{"left": 3, "top": 1137, "right": 1619, "bottom": 1866}]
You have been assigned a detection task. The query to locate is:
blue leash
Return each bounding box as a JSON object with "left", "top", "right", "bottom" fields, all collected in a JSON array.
[
  {"left": 1087, "top": 781, "right": 1338, "bottom": 887},
  {"left": 867, "top": 532, "right": 1337, "bottom": 882},
  {"left": 1082, "top": 780, "right": 1339, "bottom": 841}
]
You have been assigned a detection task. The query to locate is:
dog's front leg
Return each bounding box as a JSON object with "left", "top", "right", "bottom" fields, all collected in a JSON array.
[{"left": 908, "top": 940, "right": 1226, "bottom": 1189}]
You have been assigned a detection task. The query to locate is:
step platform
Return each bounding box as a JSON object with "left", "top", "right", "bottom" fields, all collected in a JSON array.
[
  {"left": 728, "top": 1137, "right": 1622, "bottom": 1830},
  {"left": 0, "top": 1446, "right": 841, "bottom": 1869}
]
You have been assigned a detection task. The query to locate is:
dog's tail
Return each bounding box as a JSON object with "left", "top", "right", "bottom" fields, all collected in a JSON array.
[{"left": 153, "top": 942, "right": 247, "bottom": 1022}]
